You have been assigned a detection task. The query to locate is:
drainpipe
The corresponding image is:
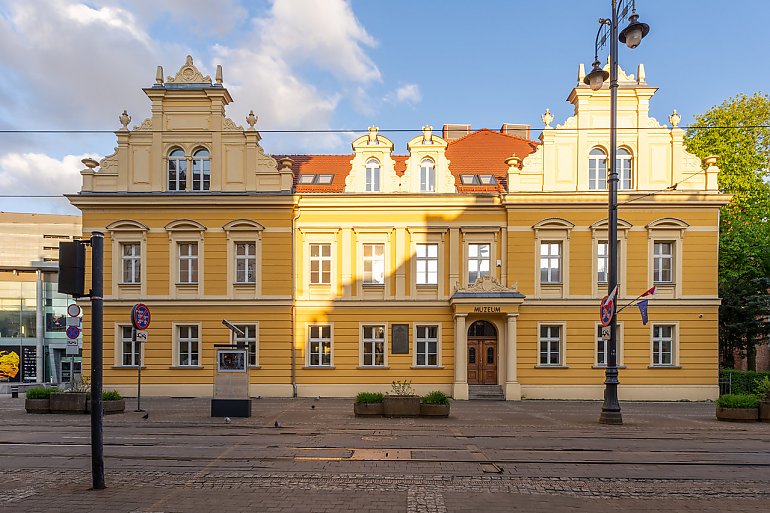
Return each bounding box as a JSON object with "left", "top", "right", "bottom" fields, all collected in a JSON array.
[{"left": 291, "top": 197, "right": 301, "bottom": 398}]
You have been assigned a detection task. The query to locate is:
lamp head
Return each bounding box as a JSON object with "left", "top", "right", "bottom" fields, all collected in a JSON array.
[
  {"left": 619, "top": 13, "right": 650, "bottom": 49},
  {"left": 584, "top": 60, "right": 609, "bottom": 91}
]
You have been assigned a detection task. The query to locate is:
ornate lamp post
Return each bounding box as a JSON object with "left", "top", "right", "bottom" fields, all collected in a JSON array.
[{"left": 584, "top": 0, "right": 649, "bottom": 425}]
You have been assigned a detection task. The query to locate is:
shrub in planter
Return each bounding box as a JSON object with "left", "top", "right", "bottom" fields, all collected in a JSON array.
[
  {"left": 420, "top": 391, "right": 450, "bottom": 417},
  {"left": 755, "top": 376, "right": 770, "bottom": 422},
  {"left": 383, "top": 380, "right": 420, "bottom": 417},
  {"left": 25, "top": 387, "right": 54, "bottom": 414},
  {"left": 354, "top": 392, "right": 384, "bottom": 416},
  {"left": 715, "top": 394, "right": 759, "bottom": 422},
  {"left": 87, "top": 390, "right": 126, "bottom": 415}
]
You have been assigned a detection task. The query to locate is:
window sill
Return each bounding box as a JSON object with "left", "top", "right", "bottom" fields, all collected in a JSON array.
[
  {"left": 540, "top": 282, "right": 563, "bottom": 286},
  {"left": 357, "top": 365, "right": 390, "bottom": 370},
  {"left": 592, "top": 365, "right": 627, "bottom": 369},
  {"left": 309, "top": 283, "right": 331, "bottom": 287},
  {"left": 362, "top": 283, "right": 384, "bottom": 287},
  {"left": 118, "top": 283, "right": 141, "bottom": 287},
  {"left": 410, "top": 365, "right": 444, "bottom": 369},
  {"left": 233, "top": 282, "right": 256, "bottom": 287},
  {"left": 416, "top": 284, "right": 438, "bottom": 288},
  {"left": 648, "top": 365, "right": 681, "bottom": 369},
  {"left": 175, "top": 283, "right": 199, "bottom": 287},
  {"left": 249, "top": 365, "right": 261, "bottom": 369},
  {"left": 302, "top": 366, "right": 335, "bottom": 370},
  {"left": 535, "top": 365, "right": 569, "bottom": 369},
  {"left": 169, "top": 365, "right": 203, "bottom": 369},
  {"left": 112, "top": 365, "right": 146, "bottom": 369}
]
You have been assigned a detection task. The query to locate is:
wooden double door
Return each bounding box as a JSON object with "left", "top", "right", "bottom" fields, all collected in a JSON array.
[{"left": 467, "top": 338, "right": 497, "bottom": 385}]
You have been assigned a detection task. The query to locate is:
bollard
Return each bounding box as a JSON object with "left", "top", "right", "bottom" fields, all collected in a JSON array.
[{"left": 11, "top": 386, "right": 19, "bottom": 398}]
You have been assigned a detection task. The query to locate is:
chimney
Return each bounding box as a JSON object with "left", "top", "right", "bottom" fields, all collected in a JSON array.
[
  {"left": 500, "top": 123, "right": 531, "bottom": 139},
  {"left": 442, "top": 124, "right": 471, "bottom": 141}
]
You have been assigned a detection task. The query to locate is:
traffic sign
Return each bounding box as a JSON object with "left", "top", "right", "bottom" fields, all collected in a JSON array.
[
  {"left": 131, "top": 303, "right": 151, "bottom": 330},
  {"left": 66, "top": 325, "right": 81, "bottom": 339},
  {"left": 67, "top": 304, "right": 81, "bottom": 317},
  {"left": 135, "top": 331, "right": 148, "bottom": 343},
  {"left": 66, "top": 316, "right": 81, "bottom": 327},
  {"left": 600, "top": 295, "right": 615, "bottom": 327},
  {"left": 66, "top": 339, "right": 79, "bottom": 356},
  {"left": 601, "top": 326, "right": 611, "bottom": 340}
]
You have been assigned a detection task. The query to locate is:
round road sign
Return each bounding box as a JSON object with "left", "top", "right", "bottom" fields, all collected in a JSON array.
[
  {"left": 600, "top": 295, "right": 614, "bottom": 327},
  {"left": 131, "top": 303, "right": 151, "bottom": 330},
  {"left": 67, "top": 304, "right": 81, "bottom": 317},
  {"left": 66, "top": 325, "right": 81, "bottom": 339}
]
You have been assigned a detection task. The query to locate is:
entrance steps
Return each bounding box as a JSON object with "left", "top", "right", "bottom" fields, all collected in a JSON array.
[{"left": 468, "top": 385, "right": 505, "bottom": 401}]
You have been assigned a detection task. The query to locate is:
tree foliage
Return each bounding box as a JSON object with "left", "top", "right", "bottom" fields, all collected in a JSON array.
[{"left": 684, "top": 92, "right": 770, "bottom": 369}]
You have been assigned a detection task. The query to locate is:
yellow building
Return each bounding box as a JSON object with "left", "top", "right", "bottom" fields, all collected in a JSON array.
[{"left": 69, "top": 57, "right": 728, "bottom": 401}]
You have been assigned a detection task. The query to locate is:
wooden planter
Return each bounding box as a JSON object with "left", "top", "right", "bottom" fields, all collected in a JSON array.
[
  {"left": 420, "top": 403, "right": 450, "bottom": 417},
  {"left": 759, "top": 401, "right": 770, "bottom": 422},
  {"left": 383, "top": 395, "right": 420, "bottom": 417},
  {"left": 716, "top": 406, "right": 758, "bottom": 422},
  {"left": 354, "top": 402, "right": 384, "bottom": 417},
  {"left": 49, "top": 392, "right": 88, "bottom": 414},
  {"left": 25, "top": 398, "right": 50, "bottom": 414}
]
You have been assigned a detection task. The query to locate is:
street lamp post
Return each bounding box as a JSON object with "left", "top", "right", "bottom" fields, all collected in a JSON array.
[{"left": 584, "top": 0, "right": 649, "bottom": 425}]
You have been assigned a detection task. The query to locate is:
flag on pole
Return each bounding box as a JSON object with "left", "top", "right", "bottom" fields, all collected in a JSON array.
[
  {"left": 638, "top": 299, "right": 649, "bottom": 325},
  {"left": 607, "top": 284, "right": 619, "bottom": 304},
  {"left": 641, "top": 285, "right": 656, "bottom": 297}
]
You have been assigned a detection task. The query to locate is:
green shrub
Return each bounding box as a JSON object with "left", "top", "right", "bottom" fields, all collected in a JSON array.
[
  {"left": 717, "top": 394, "right": 759, "bottom": 409},
  {"left": 102, "top": 390, "right": 123, "bottom": 401},
  {"left": 754, "top": 376, "right": 770, "bottom": 400},
  {"left": 421, "top": 390, "right": 450, "bottom": 405},
  {"left": 720, "top": 369, "right": 770, "bottom": 395},
  {"left": 25, "top": 387, "right": 55, "bottom": 399},
  {"left": 355, "top": 392, "right": 384, "bottom": 404}
]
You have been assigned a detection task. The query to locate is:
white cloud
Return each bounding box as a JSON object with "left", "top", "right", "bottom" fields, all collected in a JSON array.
[{"left": 394, "top": 84, "right": 422, "bottom": 104}]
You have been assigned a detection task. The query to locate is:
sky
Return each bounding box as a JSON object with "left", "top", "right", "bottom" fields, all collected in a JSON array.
[{"left": 0, "top": 0, "right": 767, "bottom": 215}]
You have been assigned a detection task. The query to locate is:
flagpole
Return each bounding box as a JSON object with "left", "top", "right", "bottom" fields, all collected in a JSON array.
[{"left": 616, "top": 288, "right": 653, "bottom": 314}]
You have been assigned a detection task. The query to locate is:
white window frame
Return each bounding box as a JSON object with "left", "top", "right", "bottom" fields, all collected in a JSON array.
[
  {"left": 646, "top": 218, "right": 688, "bottom": 299},
  {"left": 540, "top": 241, "right": 562, "bottom": 284},
  {"left": 533, "top": 218, "right": 573, "bottom": 298},
  {"left": 616, "top": 148, "right": 633, "bottom": 190},
  {"left": 359, "top": 324, "right": 387, "bottom": 367},
  {"left": 165, "top": 220, "right": 206, "bottom": 299},
  {"left": 191, "top": 148, "right": 210, "bottom": 191},
  {"left": 235, "top": 241, "right": 257, "bottom": 284},
  {"left": 167, "top": 148, "right": 187, "bottom": 192},
  {"left": 537, "top": 322, "right": 567, "bottom": 367},
  {"left": 590, "top": 218, "right": 630, "bottom": 299},
  {"left": 121, "top": 242, "right": 141, "bottom": 285},
  {"left": 414, "top": 323, "right": 441, "bottom": 367},
  {"left": 306, "top": 324, "right": 333, "bottom": 368},
  {"left": 588, "top": 147, "right": 607, "bottom": 190},
  {"left": 173, "top": 323, "right": 201, "bottom": 368},
  {"left": 416, "top": 243, "right": 438, "bottom": 285},
  {"left": 107, "top": 220, "right": 148, "bottom": 299},
  {"left": 594, "top": 321, "right": 624, "bottom": 368},
  {"left": 362, "top": 242, "right": 385, "bottom": 285},
  {"left": 232, "top": 323, "right": 259, "bottom": 367},
  {"left": 178, "top": 241, "right": 199, "bottom": 284},
  {"left": 653, "top": 241, "right": 674, "bottom": 284},
  {"left": 365, "top": 158, "right": 381, "bottom": 192},
  {"left": 310, "top": 243, "right": 332, "bottom": 285},
  {"left": 467, "top": 243, "right": 491, "bottom": 285},
  {"left": 115, "top": 324, "right": 143, "bottom": 368},
  {"left": 650, "top": 322, "right": 679, "bottom": 367},
  {"left": 420, "top": 158, "right": 435, "bottom": 192}
]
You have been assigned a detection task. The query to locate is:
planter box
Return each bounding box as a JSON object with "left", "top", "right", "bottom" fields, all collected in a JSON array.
[
  {"left": 383, "top": 395, "right": 420, "bottom": 417},
  {"left": 420, "top": 403, "right": 450, "bottom": 417},
  {"left": 25, "top": 398, "right": 50, "bottom": 414},
  {"left": 354, "top": 402, "right": 384, "bottom": 416},
  {"left": 87, "top": 398, "right": 126, "bottom": 415},
  {"left": 716, "top": 406, "right": 758, "bottom": 422},
  {"left": 50, "top": 392, "right": 87, "bottom": 414},
  {"left": 760, "top": 401, "right": 770, "bottom": 422}
]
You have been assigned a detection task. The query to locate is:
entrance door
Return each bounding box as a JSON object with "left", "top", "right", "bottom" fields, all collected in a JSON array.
[{"left": 467, "top": 339, "right": 497, "bottom": 385}]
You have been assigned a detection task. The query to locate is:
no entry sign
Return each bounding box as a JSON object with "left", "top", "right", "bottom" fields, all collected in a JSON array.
[{"left": 131, "top": 303, "right": 151, "bottom": 331}]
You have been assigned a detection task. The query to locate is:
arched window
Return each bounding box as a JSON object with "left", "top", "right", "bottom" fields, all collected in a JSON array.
[
  {"left": 588, "top": 147, "right": 607, "bottom": 190},
  {"left": 365, "top": 158, "right": 380, "bottom": 192},
  {"left": 420, "top": 158, "right": 435, "bottom": 192},
  {"left": 168, "top": 148, "right": 186, "bottom": 191},
  {"left": 616, "top": 148, "right": 632, "bottom": 190},
  {"left": 192, "top": 148, "right": 210, "bottom": 191},
  {"left": 468, "top": 320, "right": 497, "bottom": 338}
]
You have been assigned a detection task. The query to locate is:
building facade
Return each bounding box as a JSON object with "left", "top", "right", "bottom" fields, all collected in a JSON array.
[
  {"left": 0, "top": 212, "right": 82, "bottom": 386},
  {"left": 69, "top": 56, "right": 728, "bottom": 400}
]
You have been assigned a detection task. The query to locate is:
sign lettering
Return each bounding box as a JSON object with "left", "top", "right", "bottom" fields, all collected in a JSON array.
[{"left": 473, "top": 306, "right": 501, "bottom": 313}]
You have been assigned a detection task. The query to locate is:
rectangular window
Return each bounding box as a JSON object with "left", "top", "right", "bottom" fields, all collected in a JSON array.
[
  {"left": 540, "top": 242, "right": 561, "bottom": 284},
  {"left": 309, "top": 243, "right": 331, "bottom": 285},
  {"left": 121, "top": 242, "right": 141, "bottom": 284},
  {"left": 177, "top": 325, "right": 199, "bottom": 367},
  {"left": 652, "top": 325, "right": 674, "bottom": 366},
  {"left": 596, "top": 325, "right": 607, "bottom": 367},
  {"left": 365, "top": 167, "right": 380, "bottom": 192},
  {"left": 233, "top": 324, "right": 258, "bottom": 367},
  {"left": 416, "top": 325, "right": 439, "bottom": 366},
  {"left": 235, "top": 242, "right": 256, "bottom": 284},
  {"left": 308, "top": 325, "right": 332, "bottom": 367},
  {"left": 178, "top": 242, "right": 198, "bottom": 284},
  {"left": 467, "top": 243, "right": 490, "bottom": 284},
  {"left": 363, "top": 243, "right": 385, "bottom": 284},
  {"left": 597, "top": 241, "right": 608, "bottom": 284},
  {"left": 653, "top": 241, "right": 673, "bottom": 283},
  {"left": 416, "top": 244, "right": 438, "bottom": 285},
  {"left": 121, "top": 326, "right": 140, "bottom": 366},
  {"left": 539, "top": 325, "right": 561, "bottom": 366},
  {"left": 362, "top": 325, "right": 386, "bottom": 366}
]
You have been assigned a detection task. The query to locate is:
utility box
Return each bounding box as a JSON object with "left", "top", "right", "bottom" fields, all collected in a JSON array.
[
  {"left": 211, "top": 347, "right": 251, "bottom": 417},
  {"left": 58, "top": 242, "right": 86, "bottom": 297}
]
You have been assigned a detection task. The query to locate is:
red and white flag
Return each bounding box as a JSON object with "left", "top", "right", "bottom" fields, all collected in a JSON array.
[
  {"left": 640, "top": 286, "right": 656, "bottom": 297},
  {"left": 606, "top": 284, "right": 619, "bottom": 304}
]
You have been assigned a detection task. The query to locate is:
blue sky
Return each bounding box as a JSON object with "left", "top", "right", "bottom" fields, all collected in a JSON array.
[{"left": 0, "top": 0, "right": 767, "bottom": 215}]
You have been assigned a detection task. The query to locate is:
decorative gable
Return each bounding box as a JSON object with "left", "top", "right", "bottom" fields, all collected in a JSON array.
[
  {"left": 346, "top": 127, "right": 399, "bottom": 193},
  {"left": 401, "top": 126, "right": 455, "bottom": 194}
]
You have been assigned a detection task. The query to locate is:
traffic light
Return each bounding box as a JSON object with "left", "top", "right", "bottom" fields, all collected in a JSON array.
[{"left": 58, "top": 241, "right": 86, "bottom": 297}]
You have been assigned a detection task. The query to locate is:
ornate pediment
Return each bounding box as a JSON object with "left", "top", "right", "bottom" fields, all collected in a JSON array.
[
  {"left": 223, "top": 117, "right": 243, "bottom": 131},
  {"left": 166, "top": 55, "right": 211, "bottom": 84},
  {"left": 457, "top": 276, "right": 517, "bottom": 293},
  {"left": 133, "top": 118, "right": 152, "bottom": 131}
]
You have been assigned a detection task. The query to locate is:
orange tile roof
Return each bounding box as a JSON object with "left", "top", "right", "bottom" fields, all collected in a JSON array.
[{"left": 276, "top": 128, "right": 539, "bottom": 194}]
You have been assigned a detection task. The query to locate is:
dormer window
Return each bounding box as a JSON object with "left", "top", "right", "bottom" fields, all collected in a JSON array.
[
  {"left": 298, "top": 174, "right": 334, "bottom": 184},
  {"left": 460, "top": 174, "right": 497, "bottom": 185},
  {"left": 168, "top": 149, "right": 186, "bottom": 191},
  {"left": 420, "top": 158, "right": 435, "bottom": 192},
  {"left": 617, "top": 148, "right": 633, "bottom": 190},
  {"left": 192, "top": 149, "right": 210, "bottom": 191},
  {"left": 365, "top": 158, "right": 381, "bottom": 192}
]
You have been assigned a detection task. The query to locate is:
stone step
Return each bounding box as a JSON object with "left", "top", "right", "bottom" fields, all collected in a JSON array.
[{"left": 468, "top": 385, "right": 505, "bottom": 401}]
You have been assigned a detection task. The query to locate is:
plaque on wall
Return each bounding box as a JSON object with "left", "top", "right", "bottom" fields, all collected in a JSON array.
[{"left": 392, "top": 324, "right": 409, "bottom": 354}]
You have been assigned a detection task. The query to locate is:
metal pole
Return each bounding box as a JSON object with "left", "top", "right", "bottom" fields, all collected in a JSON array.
[
  {"left": 90, "top": 232, "right": 105, "bottom": 489},
  {"left": 134, "top": 327, "right": 143, "bottom": 412},
  {"left": 600, "top": 0, "right": 623, "bottom": 425}
]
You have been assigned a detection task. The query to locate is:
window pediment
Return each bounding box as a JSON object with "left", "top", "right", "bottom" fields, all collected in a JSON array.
[
  {"left": 106, "top": 220, "right": 149, "bottom": 232},
  {"left": 533, "top": 218, "right": 575, "bottom": 231},
  {"left": 590, "top": 218, "right": 632, "bottom": 231},
  {"left": 646, "top": 217, "right": 689, "bottom": 230},
  {"left": 164, "top": 219, "right": 207, "bottom": 232},
  {"left": 223, "top": 219, "right": 265, "bottom": 232}
]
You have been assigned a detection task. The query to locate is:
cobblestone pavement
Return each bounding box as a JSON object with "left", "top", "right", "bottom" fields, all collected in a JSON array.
[{"left": 1, "top": 396, "right": 768, "bottom": 512}]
